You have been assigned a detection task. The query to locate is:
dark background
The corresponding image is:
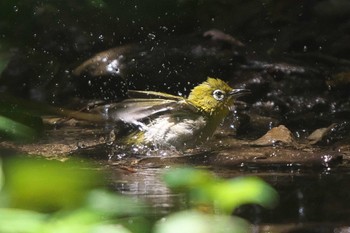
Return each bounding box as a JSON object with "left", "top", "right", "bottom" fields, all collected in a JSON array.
[{"left": 1, "top": 0, "right": 350, "bottom": 137}]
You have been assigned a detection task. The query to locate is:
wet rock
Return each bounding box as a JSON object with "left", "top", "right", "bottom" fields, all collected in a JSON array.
[
  {"left": 336, "top": 144, "right": 350, "bottom": 158},
  {"left": 307, "top": 123, "right": 336, "bottom": 145},
  {"left": 73, "top": 44, "right": 133, "bottom": 77},
  {"left": 250, "top": 125, "right": 296, "bottom": 146},
  {"left": 215, "top": 149, "right": 343, "bottom": 169},
  {"left": 134, "top": 147, "right": 343, "bottom": 170},
  {"left": 308, "top": 121, "right": 350, "bottom": 146}
]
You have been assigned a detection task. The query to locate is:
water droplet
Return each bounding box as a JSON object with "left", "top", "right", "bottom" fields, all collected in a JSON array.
[
  {"left": 303, "top": 45, "right": 307, "bottom": 52},
  {"left": 148, "top": 33, "right": 156, "bottom": 40},
  {"left": 106, "top": 59, "right": 120, "bottom": 74},
  {"left": 13, "top": 5, "right": 18, "bottom": 12},
  {"left": 160, "top": 26, "right": 168, "bottom": 31}
]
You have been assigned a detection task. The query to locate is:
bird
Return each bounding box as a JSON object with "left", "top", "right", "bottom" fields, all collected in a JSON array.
[{"left": 105, "top": 77, "right": 250, "bottom": 150}]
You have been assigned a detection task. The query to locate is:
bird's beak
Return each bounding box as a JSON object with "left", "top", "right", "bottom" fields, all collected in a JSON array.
[{"left": 229, "top": 89, "right": 251, "bottom": 98}]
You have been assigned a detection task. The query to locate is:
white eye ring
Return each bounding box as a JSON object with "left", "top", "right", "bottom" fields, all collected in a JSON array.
[{"left": 213, "top": 89, "right": 225, "bottom": 101}]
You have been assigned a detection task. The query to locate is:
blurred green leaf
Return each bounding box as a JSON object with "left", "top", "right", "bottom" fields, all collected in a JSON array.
[
  {"left": 163, "top": 168, "right": 279, "bottom": 214},
  {"left": 43, "top": 209, "right": 109, "bottom": 233},
  {"left": 0, "top": 158, "right": 150, "bottom": 233},
  {"left": 2, "top": 158, "right": 102, "bottom": 212},
  {"left": 0, "top": 207, "right": 134, "bottom": 233},
  {"left": 0, "top": 159, "right": 3, "bottom": 192},
  {"left": 208, "top": 176, "right": 279, "bottom": 213},
  {"left": 153, "top": 210, "right": 250, "bottom": 233},
  {"left": 0, "top": 115, "right": 38, "bottom": 141},
  {"left": 0, "top": 94, "right": 45, "bottom": 141},
  {"left": 86, "top": 190, "right": 147, "bottom": 216},
  {"left": 163, "top": 167, "right": 216, "bottom": 189},
  {"left": 0, "top": 208, "right": 47, "bottom": 233},
  {"left": 85, "top": 191, "right": 151, "bottom": 233},
  {"left": 90, "top": 225, "right": 133, "bottom": 233}
]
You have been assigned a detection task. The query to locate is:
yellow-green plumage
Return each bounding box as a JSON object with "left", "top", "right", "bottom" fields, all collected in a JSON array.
[
  {"left": 188, "top": 78, "right": 234, "bottom": 115},
  {"left": 108, "top": 77, "right": 249, "bottom": 149}
]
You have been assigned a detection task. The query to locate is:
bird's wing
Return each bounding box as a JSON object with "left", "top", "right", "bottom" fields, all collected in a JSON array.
[
  {"left": 127, "top": 90, "right": 184, "bottom": 101},
  {"left": 106, "top": 97, "right": 198, "bottom": 129}
]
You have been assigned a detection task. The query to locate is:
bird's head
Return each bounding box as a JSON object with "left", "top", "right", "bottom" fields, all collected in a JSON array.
[{"left": 187, "top": 77, "right": 250, "bottom": 116}]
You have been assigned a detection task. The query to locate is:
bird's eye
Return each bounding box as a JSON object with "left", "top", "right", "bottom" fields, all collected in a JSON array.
[{"left": 213, "top": 89, "right": 225, "bottom": 101}]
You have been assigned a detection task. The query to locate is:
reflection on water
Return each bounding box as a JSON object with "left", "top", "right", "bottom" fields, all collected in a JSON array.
[
  {"left": 104, "top": 162, "right": 350, "bottom": 230},
  {"left": 106, "top": 166, "right": 187, "bottom": 215}
]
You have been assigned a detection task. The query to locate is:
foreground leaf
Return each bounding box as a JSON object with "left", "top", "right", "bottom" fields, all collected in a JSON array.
[
  {"left": 163, "top": 168, "right": 279, "bottom": 214},
  {"left": 154, "top": 210, "right": 250, "bottom": 233}
]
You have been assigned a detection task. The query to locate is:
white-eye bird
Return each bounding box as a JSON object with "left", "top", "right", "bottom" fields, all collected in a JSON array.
[{"left": 106, "top": 77, "right": 250, "bottom": 149}]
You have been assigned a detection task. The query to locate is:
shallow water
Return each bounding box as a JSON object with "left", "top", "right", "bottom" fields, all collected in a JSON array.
[
  {"left": 102, "top": 162, "right": 350, "bottom": 232},
  {"left": 107, "top": 166, "right": 350, "bottom": 232},
  {"left": 1, "top": 119, "right": 350, "bottom": 232}
]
